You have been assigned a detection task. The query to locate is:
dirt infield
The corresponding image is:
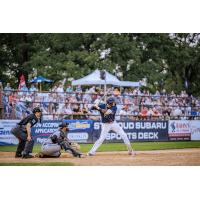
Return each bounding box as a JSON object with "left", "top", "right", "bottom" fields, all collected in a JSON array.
[{"left": 0, "top": 148, "right": 200, "bottom": 166}]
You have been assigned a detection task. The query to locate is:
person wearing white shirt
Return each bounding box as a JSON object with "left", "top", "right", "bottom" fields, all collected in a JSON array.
[{"left": 29, "top": 84, "right": 38, "bottom": 93}]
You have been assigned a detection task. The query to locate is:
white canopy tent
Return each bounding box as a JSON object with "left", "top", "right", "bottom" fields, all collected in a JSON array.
[
  {"left": 72, "top": 69, "right": 140, "bottom": 87},
  {"left": 72, "top": 69, "right": 121, "bottom": 86},
  {"left": 116, "top": 81, "right": 140, "bottom": 87}
]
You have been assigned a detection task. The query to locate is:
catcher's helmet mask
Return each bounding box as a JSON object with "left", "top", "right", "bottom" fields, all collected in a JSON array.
[
  {"left": 59, "top": 122, "right": 69, "bottom": 128},
  {"left": 33, "top": 107, "right": 42, "bottom": 114}
]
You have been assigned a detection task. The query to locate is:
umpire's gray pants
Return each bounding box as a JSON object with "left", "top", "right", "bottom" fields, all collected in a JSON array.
[{"left": 41, "top": 144, "right": 61, "bottom": 157}]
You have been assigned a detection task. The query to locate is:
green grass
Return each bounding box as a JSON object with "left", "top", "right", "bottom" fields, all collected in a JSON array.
[
  {"left": 0, "top": 162, "right": 73, "bottom": 166},
  {"left": 0, "top": 141, "right": 200, "bottom": 166},
  {"left": 0, "top": 141, "right": 200, "bottom": 153}
]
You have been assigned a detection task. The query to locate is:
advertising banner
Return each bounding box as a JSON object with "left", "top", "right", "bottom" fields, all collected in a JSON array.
[
  {"left": 168, "top": 120, "right": 191, "bottom": 141},
  {"left": 2, "top": 119, "right": 199, "bottom": 145},
  {"left": 0, "top": 120, "right": 19, "bottom": 145},
  {"left": 64, "top": 120, "right": 93, "bottom": 143},
  {"left": 31, "top": 120, "right": 94, "bottom": 144},
  {"left": 31, "top": 120, "right": 61, "bottom": 144},
  {"left": 0, "top": 120, "right": 94, "bottom": 145},
  {"left": 190, "top": 121, "right": 200, "bottom": 141},
  {"left": 93, "top": 121, "right": 169, "bottom": 142}
]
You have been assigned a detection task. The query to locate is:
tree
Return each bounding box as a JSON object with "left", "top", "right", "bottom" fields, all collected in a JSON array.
[{"left": 1, "top": 33, "right": 200, "bottom": 96}]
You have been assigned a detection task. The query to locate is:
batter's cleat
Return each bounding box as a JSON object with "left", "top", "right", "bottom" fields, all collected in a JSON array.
[
  {"left": 87, "top": 152, "right": 94, "bottom": 156},
  {"left": 15, "top": 153, "right": 22, "bottom": 158},
  {"left": 35, "top": 152, "right": 44, "bottom": 158},
  {"left": 22, "top": 154, "right": 34, "bottom": 159}
]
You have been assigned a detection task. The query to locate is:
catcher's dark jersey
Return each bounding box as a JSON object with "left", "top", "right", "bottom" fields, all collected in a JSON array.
[
  {"left": 99, "top": 103, "right": 117, "bottom": 123},
  {"left": 18, "top": 114, "right": 39, "bottom": 128}
]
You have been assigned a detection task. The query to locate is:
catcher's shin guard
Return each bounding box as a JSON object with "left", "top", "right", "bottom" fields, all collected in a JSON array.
[
  {"left": 60, "top": 141, "right": 81, "bottom": 157},
  {"left": 69, "top": 148, "right": 82, "bottom": 158}
]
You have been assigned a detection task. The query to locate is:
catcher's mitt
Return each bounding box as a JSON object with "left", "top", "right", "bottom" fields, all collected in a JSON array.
[{"left": 71, "top": 142, "right": 80, "bottom": 150}]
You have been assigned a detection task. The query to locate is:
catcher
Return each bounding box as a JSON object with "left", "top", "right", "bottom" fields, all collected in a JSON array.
[{"left": 36, "top": 122, "right": 82, "bottom": 158}]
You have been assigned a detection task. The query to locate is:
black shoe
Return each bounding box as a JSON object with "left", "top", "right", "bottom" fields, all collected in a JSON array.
[
  {"left": 15, "top": 153, "right": 22, "bottom": 158},
  {"left": 75, "top": 153, "right": 82, "bottom": 158},
  {"left": 35, "top": 152, "right": 44, "bottom": 158},
  {"left": 22, "top": 154, "right": 34, "bottom": 159}
]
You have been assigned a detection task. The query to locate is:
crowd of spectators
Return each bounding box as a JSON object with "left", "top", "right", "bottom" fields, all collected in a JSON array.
[{"left": 0, "top": 81, "right": 200, "bottom": 121}]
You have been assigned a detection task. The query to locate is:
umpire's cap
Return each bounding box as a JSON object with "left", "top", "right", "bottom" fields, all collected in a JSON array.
[
  {"left": 59, "top": 122, "right": 69, "bottom": 128},
  {"left": 33, "top": 107, "right": 42, "bottom": 114},
  {"left": 106, "top": 97, "right": 115, "bottom": 104}
]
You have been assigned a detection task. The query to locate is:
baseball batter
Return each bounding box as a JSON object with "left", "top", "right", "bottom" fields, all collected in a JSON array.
[{"left": 88, "top": 97, "right": 134, "bottom": 156}]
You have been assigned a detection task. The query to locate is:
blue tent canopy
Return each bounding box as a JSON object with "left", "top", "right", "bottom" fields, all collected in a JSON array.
[{"left": 29, "top": 76, "right": 53, "bottom": 83}]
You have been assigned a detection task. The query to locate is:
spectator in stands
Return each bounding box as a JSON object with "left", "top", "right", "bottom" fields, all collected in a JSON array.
[
  {"left": 75, "top": 85, "right": 82, "bottom": 93},
  {"left": 66, "top": 85, "right": 73, "bottom": 93},
  {"left": 29, "top": 84, "right": 38, "bottom": 93},
  {"left": 139, "top": 107, "right": 148, "bottom": 119},
  {"left": 119, "top": 104, "right": 131, "bottom": 121},
  {"left": 4, "top": 83, "right": 12, "bottom": 96},
  {"left": 72, "top": 104, "right": 87, "bottom": 120},
  {"left": 63, "top": 103, "right": 73, "bottom": 115},
  {"left": 152, "top": 107, "right": 161, "bottom": 118},
  {"left": 172, "top": 106, "right": 183, "bottom": 119},
  {"left": 51, "top": 85, "right": 58, "bottom": 92},
  {"left": 56, "top": 83, "right": 64, "bottom": 93},
  {"left": 154, "top": 90, "right": 161, "bottom": 100},
  {"left": 19, "top": 84, "right": 29, "bottom": 95},
  {"left": 2, "top": 81, "right": 200, "bottom": 120},
  {"left": 3, "top": 93, "right": 11, "bottom": 118},
  {"left": 147, "top": 107, "right": 154, "bottom": 117},
  {"left": 113, "top": 87, "right": 123, "bottom": 116},
  {"left": 170, "top": 90, "right": 176, "bottom": 97}
]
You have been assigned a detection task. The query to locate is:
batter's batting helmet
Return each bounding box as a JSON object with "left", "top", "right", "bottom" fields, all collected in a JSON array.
[{"left": 106, "top": 97, "right": 115, "bottom": 105}]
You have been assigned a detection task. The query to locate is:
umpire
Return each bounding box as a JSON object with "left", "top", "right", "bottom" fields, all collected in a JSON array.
[{"left": 11, "top": 107, "right": 42, "bottom": 159}]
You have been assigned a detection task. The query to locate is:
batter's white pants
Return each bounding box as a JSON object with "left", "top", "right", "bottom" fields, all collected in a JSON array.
[{"left": 89, "top": 122, "right": 133, "bottom": 154}]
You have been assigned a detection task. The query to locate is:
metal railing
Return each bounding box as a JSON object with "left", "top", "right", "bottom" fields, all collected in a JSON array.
[{"left": 1, "top": 90, "right": 200, "bottom": 120}]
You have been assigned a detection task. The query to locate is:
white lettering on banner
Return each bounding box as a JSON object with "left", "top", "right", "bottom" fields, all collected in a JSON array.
[
  {"left": 135, "top": 122, "right": 167, "bottom": 129},
  {"left": 35, "top": 128, "right": 57, "bottom": 134},
  {"left": 118, "top": 122, "right": 135, "bottom": 129},
  {"left": 0, "top": 130, "right": 10, "bottom": 135},
  {"left": 126, "top": 132, "right": 137, "bottom": 139},
  {"left": 105, "top": 132, "right": 159, "bottom": 140},
  {"left": 138, "top": 132, "right": 158, "bottom": 139},
  {"left": 37, "top": 138, "right": 48, "bottom": 144},
  {"left": 34, "top": 123, "right": 59, "bottom": 128},
  {"left": 94, "top": 122, "right": 100, "bottom": 130},
  {"left": 106, "top": 132, "right": 137, "bottom": 140},
  {"left": 68, "top": 132, "right": 89, "bottom": 140},
  {"left": 94, "top": 121, "right": 167, "bottom": 130}
]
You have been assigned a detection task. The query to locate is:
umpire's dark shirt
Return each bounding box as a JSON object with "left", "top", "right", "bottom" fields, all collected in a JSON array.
[{"left": 18, "top": 114, "right": 39, "bottom": 128}]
